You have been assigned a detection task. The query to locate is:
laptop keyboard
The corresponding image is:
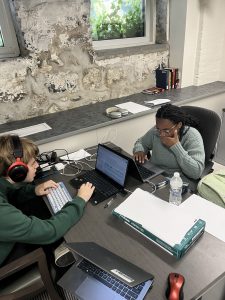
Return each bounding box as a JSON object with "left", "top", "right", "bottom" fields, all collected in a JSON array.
[
  {"left": 71, "top": 171, "right": 119, "bottom": 197},
  {"left": 46, "top": 182, "right": 72, "bottom": 213},
  {"left": 136, "top": 163, "right": 155, "bottom": 180},
  {"left": 78, "top": 259, "right": 145, "bottom": 300}
]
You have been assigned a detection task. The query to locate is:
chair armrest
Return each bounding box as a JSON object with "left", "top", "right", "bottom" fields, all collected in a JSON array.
[{"left": 0, "top": 248, "right": 45, "bottom": 281}]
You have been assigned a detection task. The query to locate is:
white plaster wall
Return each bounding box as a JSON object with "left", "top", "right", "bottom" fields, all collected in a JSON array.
[
  {"left": 181, "top": 0, "right": 200, "bottom": 87},
  {"left": 170, "top": 0, "right": 225, "bottom": 87},
  {"left": 181, "top": 0, "right": 225, "bottom": 87},
  {"left": 195, "top": 0, "right": 225, "bottom": 86}
]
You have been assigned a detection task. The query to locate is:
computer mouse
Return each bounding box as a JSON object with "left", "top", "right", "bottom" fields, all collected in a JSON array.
[{"left": 165, "top": 273, "right": 185, "bottom": 300}]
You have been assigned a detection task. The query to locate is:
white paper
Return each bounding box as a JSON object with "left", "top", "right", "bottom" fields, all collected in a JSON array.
[
  {"left": 0, "top": 123, "right": 52, "bottom": 137},
  {"left": 114, "top": 188, "right": 199, "bottom": 246},
  {"left": 179, "top": 194, "right": 225, "bottom": 243},
  {"left": 144, "top": 99, "right": 171, "bottom": 105},
  {"left": 116, "top": 102, "right": 151, "bottom": 114},
  {"left": 60, "top": 149, "right": 91, "bottom": 161}
]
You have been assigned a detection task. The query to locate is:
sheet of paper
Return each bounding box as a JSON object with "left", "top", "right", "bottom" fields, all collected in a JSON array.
[
  {"left": 114, "top": 188, "right": 199, "bottom": 246},
  {"left": 61, "top": 149, "right": 91, "bottom": 161},
  {"left": 116, "top": 102, "right": 151, "bottom": 114},
  {"left": 0, "top": 123, "right": 52, "bottom": 137},
  {"left": 144, "top": 99, "right": 171, "bottom": 105},
  {"left": 179, "top": 194, "right": 225, "bottom": 243}
]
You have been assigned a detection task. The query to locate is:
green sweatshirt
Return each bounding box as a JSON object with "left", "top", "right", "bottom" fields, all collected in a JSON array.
[
  {"left": 0, "top": 178, "right": 86, "bottom": 266},
  {"left": 133, "top": 126, "right": 205, "bottom": 180}
]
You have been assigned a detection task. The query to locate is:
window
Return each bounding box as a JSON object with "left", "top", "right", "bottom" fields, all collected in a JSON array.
[
  {"left": 0, "top": 0, "right": 19, "bottom": 59},
  {"left": 90, "top": 0, "right": 155, "bottom": 50}
]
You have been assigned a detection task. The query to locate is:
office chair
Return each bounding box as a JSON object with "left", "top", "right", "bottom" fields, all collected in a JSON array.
[
  {"left": 0, "top": 247, "right": 61, "bottom": 300},
  {"left": 181, "top": 106, "right": 221, "bottom": 177}
]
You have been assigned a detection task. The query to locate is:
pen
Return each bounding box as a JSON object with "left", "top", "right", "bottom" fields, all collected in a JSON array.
[
  {"left": 104, "top": 198, "right": 114, "bottom": 208},
  {"left": 155, "top": 179, "right": 169, "bottom": 189}
]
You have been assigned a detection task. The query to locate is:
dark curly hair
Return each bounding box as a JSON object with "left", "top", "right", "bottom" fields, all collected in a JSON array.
[{"left": 156, "top": 104, "right": 199, "bottom": 138}]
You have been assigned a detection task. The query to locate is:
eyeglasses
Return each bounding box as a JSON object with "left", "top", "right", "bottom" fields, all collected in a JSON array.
[{"left": 154, "top": 123, "right": 177, "bottom": 135}]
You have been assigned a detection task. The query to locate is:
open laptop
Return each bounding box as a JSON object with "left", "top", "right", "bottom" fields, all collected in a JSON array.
[
  {"left": 58, "top": 242, "right": 154, "bottom": 300},
  {"left": 101, "top": 144, "right": 164, "bottom": 183},
  {"left": 70, "top": 144, "right": 129, "bottom": 205}
]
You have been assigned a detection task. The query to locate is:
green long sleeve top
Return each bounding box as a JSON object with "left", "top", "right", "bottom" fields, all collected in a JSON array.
[
  {"left": 133, "top": 126, "right": 205, "bottom": 180},
  {"left": 0, "top": 178, "right": 86, "bottom": 266}
]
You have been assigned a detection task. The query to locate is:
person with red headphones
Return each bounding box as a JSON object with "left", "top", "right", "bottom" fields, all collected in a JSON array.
[{"left": 0, "top": 134, "right": 95, "bottom": 267}]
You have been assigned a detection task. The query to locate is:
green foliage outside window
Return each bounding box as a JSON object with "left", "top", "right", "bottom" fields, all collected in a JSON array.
[{"left": 91, "top": 0, "right": 145, "bottom": 41}]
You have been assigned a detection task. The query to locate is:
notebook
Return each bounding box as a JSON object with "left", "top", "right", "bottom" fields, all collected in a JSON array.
[
  {"left": 70, "top": 144, "right": 129, "bottom": 205},
  {"left": 58, "top": 242, "right": 154, "bottom": 300},
  {"left": 101, "top": 144, "right": 163, "bottom": 183}
]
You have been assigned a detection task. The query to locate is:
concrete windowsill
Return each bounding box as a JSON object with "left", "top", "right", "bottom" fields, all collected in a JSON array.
[{"left": 0, "top": 81, "right": 225, "bottom": 146}]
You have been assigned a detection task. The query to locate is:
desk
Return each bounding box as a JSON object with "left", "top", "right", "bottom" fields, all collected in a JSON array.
[{"left": 50, "top": 145, "right": 225, "bottom": 300}]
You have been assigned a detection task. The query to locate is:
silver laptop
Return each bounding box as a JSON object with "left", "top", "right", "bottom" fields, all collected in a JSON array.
[
  {"left": 101, "top": 144, "right": 164, "bottom": 183},
  {"left": 58, "top": 242, "right": 154, "bottom": 300}
]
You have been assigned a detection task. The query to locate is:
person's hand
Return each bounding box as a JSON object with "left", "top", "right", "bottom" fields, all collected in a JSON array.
[
  {"left": 77, "top": 182, "right": 95, "bottom": 203},
  {"left": 160, "top": 129, "right": 179, "bottom": 148},
  {"left": 35, "top": 180, "right": 58, "bottom": 196},
  {"left": 133, "top": 151, "right": 148, "bottom": 164}
]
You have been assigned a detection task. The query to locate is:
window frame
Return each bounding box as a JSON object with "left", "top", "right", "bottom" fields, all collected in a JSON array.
[
  {"left": 0, "top": 0, "right": 20, "bottom": 59},
  {"left": 91, "top": 0, "right": 156, "bottom": 51}
]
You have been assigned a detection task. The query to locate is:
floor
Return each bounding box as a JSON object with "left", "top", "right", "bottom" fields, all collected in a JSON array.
[{"left": 33, "top": 288, "right": 76, "bottom": 300}]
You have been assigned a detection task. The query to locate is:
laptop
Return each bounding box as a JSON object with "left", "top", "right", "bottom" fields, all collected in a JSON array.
[
  {"left": 101, "top": 144, "right": 164, "bottom": 183},
  {"left": 58, "top": 242, "right": 154, "bottom": 300},
  {"left": 70, "top": 144, "right": 129, "bottom": 205}
]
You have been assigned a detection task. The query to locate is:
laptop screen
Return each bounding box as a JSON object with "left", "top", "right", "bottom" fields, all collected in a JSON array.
[{"left": 96, "top": 144, "right": 129, "bottom": 186}]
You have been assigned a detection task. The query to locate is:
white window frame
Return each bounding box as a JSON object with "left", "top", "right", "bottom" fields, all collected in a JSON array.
[
  {"left": 92, "top": 0, "right": 156, "bottom": 50},
  {"left": 0, "top": 0, "right": 20, "bottom": 59}
]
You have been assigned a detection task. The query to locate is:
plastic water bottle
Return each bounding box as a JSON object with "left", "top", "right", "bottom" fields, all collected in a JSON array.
[{"left": 169, "top": 172, "right": 183, "bottom": 205}]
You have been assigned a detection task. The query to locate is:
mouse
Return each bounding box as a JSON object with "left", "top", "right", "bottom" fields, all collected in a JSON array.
[{"left": 165, "top": 273, "right": 185, "bottom": 300}]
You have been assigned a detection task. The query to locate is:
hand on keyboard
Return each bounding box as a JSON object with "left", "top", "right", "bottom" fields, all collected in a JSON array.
[
  {"left": 35, "top": 180, "right": 58, "bottom": 196},
  {"left": 77, "top": 182, "right": 95, "bottom": 203},
  {"left": 133, "top": 151, "right": 148, "bottom": 164}
]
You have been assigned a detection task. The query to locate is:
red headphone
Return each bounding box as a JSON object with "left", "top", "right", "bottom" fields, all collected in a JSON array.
[{"left": 7, "top": 135, "right": 29, "bottom": 182}]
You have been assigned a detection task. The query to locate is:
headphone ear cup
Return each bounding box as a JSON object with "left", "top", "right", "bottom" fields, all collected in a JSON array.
[{"left": 7, "top": 161, "right": 28, "bottom": 182}]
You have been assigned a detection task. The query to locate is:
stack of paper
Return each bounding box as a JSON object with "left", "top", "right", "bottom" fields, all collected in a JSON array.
[
  {"left": 144, "top": 99, "right": 171, "bottom": 106},
  {"left": 116, "top": 102, "right": 151, "bottom": 114},
  {"left": 179, "top": 194, "right": 225, "bottom": 243},
  {"left": 112, "top": 188, "right": 205, "bottom": 258}
]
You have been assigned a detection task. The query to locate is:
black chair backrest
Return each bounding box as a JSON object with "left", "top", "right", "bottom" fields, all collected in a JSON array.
[{"left": 181, "top": 106, "right": 221, "bottom": 162}]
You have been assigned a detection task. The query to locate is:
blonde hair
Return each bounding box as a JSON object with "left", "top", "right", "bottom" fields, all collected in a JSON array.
[{"left": 0, "top": 135, "right": 39, "bottom": 176}]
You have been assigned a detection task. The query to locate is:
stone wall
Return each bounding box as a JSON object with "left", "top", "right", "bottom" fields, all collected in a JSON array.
[{"left": 0, "top": 0, "right": 168, "bottom": 124}]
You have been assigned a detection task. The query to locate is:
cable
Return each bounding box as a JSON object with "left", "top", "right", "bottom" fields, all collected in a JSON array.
[
  {"left": 85, "top": 153, "right": 97, "bottom": 162},
  {"left": 58, "top": 161, "right": 83, "bottom": 177}
]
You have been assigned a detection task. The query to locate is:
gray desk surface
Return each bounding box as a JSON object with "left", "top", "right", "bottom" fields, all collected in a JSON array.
[
  {"left": 0, "top": 81, "right": 225, "bottom": 146},
  {"left": 63, "top": 186, "right": 225, "bottom": 300},
  {"left": 50, "top": 144, "right": 225, "bottom": 300}
]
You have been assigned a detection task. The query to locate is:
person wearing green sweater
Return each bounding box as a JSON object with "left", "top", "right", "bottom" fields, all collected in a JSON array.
[
  {"left": 0, "top": 134, "right": 95, "bottom": 266},
  {"left": 133, "top": 104, "right": 205, "bottom": 181}
]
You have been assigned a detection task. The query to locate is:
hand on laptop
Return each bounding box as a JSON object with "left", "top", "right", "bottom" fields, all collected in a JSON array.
[
  {"left": 77, "top": 182, "right": 95, "bottom": 202},
  {"left": 133, "top": 151, "right": 148, "bottom": 164}
]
